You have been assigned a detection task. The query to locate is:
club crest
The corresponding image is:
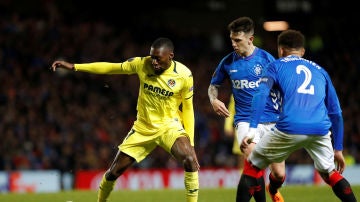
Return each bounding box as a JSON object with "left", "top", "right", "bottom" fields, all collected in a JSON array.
[
  {"left": 167, "top": 79, "right": 176, "bottom": 87},
  {"left": 253, "top": 64, "right": 262, "bottom": 76}
]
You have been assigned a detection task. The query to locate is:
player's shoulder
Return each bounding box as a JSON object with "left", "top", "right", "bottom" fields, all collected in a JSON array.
[
  {"left": 302, "top": 58, "right": 324, "bottom": 70},
  {"left": 211, "top": 52, "right": 233, "bottom": 71},
  {"left": 255, "top": 47, "right": 275, "bottom": 61},
  {"left": 123, "top": 56, "right": 149, "bottom": 66},
  {"left": 219, "top": 52, "right": 234, "bottom": 65},
  {"left": 173, "top": 60, "right": 193, "bottom": 76},
  {"left": 137, "top": 56, "right": 152, "bottom": 64},
  {"left": 126, "top": 56, "right": 154, "bottom": 75}
]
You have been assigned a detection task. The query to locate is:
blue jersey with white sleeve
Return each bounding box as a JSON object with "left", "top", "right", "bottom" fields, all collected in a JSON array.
[
  {"left": 210, "top": 47, "right": 280, "bottom": 125},
  {"left": 250, "top": 55, "right": 344, "bottom": 150}
]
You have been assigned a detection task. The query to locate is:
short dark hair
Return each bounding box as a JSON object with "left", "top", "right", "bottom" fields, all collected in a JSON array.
[
  {"left": 151, "top": 37, "right": 174, "bottom": 52},
  {"left": 227, "top": 16, "right": 254, "bottom": 35},
  {"left": 277, "top": 29, "right": 305, "bottom": 49}
]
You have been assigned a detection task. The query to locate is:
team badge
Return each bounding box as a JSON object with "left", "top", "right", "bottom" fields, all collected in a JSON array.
[
  {"left": 253, "top": 64, "right": 262, "bottom": 76},
  {"left": 167, "top": 79, "right": 176, "bottom": 87}
]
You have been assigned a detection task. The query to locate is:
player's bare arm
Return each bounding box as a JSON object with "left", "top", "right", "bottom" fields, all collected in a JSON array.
[{"left": 208, "top": 84, "right": 230, "bottom": 117}]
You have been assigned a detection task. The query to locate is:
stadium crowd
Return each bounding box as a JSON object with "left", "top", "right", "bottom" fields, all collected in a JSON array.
[{"left": 0, "top": 1, "right": 359, "bottom": 173}]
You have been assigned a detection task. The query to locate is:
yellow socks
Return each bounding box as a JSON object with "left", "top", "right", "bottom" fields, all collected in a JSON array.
[
  {"left": 97, "top": 174, "right": 115, "bottom": 202},
  {"left": 184, "top": 171, "right": 199, "bottom": 202},
  {"left": 97, "top": 171, "right": 198, "bottom": 202}
]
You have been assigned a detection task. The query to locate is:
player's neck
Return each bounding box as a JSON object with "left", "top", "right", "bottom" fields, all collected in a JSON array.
[
  {"left": 282, "top": 47, "right": 304, "bottom": 58},
  {"left": 246, "top": 45, "right": 256, "bottom": 57}
]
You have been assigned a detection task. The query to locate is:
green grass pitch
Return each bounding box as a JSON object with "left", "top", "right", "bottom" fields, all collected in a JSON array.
[{"left": 1, "top": 185, "right": 359, "bottom": 202}]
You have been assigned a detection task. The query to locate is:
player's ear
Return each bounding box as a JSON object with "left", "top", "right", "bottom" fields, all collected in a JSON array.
[
  {"left": 248, "top": 35, "right": 254, "bottom": 44},
  {"left": 300, "top": 48, "right": 305, "bottom": 57},
  {"left": 169, "top": 52, "right": 174, "bottom": 60}
]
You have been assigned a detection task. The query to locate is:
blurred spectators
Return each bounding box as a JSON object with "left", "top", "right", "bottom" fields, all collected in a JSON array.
[{"left": 0, "top": 1, "right": 359, "bottom": 173}]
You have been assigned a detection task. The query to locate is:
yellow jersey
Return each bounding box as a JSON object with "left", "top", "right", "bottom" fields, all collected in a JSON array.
[{"left": 75, "top": 56, "right": 195, "bottom": 143}]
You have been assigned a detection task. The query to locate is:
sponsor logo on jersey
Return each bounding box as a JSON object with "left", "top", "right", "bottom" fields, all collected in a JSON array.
[
  {"left": 144, "top": 83, "right": 174, "bottom": 97},
  {"left": 231, "top": 78, "right": 261, "bottom": 89}
]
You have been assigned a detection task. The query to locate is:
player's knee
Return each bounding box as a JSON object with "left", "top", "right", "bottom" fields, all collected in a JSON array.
[
  {"left": 106, "top": 165, "right": 129, "bottom": 180},
  {"left": 105, "top": 170, "right": 119, "bottom": 181},
  {"left": 270, "top": 171, "right": 285, "bottom": 181},
  {"left": 269, "top": 162, "right": 286, "bottom": 180},
  {"left": 183, "top": 155, "right": 198, "bottom": 172}
]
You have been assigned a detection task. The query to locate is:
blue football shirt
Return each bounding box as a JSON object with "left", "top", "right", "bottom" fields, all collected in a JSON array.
[
  {"left": 251, "top": 55, "right": 342, "bottom": 136},
  {"left": 210, "top": 47, "right": 280, "bottom": 125}
]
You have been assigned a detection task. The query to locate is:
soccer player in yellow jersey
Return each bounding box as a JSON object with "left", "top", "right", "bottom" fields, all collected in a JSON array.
[{"left": 51, "top": 37, "right": 200, "bottom": 202}]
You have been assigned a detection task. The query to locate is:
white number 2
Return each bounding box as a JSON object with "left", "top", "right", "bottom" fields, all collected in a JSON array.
[{"left": 296, "top": 65, "right": 314, "bottom": 95}]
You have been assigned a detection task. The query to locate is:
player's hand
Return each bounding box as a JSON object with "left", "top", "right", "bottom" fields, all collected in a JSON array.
[
  {"left": 334, "top": 150, "right": 345, "bottom": 174},
  {"left": 210, "top": 99, "right": 230, "bottom": 117},
  {"left": 240, "top": 128, "right": 256, "bottom": 151},
  {"left": 51, "top": 61, "right": 74, "bottom": 71}
]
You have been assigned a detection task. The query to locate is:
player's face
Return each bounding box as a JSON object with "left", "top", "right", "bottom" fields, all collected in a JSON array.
[
  {"left": 230, "top": 31, "right": 253, "bottom": 57},
  {"left": 150, "top": 46, "right": 174, "bottom": 75}
]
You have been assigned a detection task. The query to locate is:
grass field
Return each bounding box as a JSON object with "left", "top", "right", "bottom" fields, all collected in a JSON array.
[{"left": 1, "top": 185, "right": 359, "bottom": 202}]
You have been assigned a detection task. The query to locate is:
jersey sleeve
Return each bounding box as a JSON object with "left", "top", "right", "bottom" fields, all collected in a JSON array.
[
  {"left": 324, "top": 71, "right": 344, "bottom": 150},
  {"left": 324, "top": 71, "right": 342, "bottom": 115},
  {"left": 210, "top": 59, "right": 227, "bottom": 85},
  {"left": 74, "top": 57, "right": 141, "bottom": 74},
  {"left": 181, "top": 72, "right": 195, "bottom": 146}
]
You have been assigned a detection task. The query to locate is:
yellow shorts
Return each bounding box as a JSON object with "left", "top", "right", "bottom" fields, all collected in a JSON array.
[{"left": 119, "top": 120, "right": 188, "bottom": 162}]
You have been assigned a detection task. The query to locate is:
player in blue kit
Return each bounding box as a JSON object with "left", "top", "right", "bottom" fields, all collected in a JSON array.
[
  {"left": 242, "top": 29, "right": 357, "bottom": 202},
  {"left": 208, "top": 16, "right": 284, "bottom": 202}
]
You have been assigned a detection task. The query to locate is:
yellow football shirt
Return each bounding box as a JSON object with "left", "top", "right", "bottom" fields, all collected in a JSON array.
[{"left": 75, "top": 56, "right": 195, "bottom": 141}]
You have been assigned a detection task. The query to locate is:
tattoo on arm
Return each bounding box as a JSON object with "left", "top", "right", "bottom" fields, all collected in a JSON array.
[{"left": 208, "top": 85, "right": 219, "bottom": 103}]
